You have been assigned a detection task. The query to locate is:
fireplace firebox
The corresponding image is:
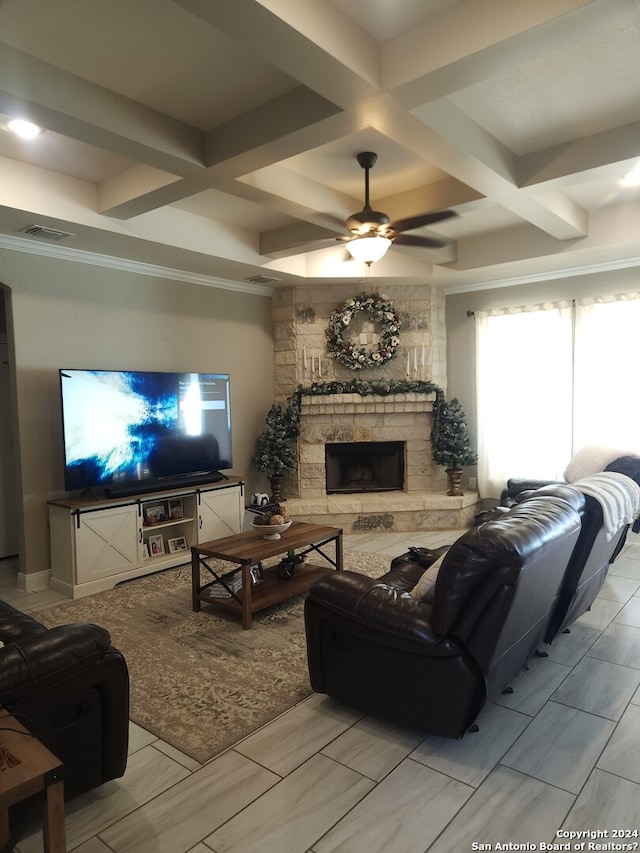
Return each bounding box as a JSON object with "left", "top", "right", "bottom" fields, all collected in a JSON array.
[{"left": 325, "top": 441, "right": 404, "bottom": 494}]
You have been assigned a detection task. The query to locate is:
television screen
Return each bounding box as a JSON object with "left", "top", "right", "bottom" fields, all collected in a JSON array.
[{"left": 59, "top": 369, "right": 233, "bottom": 495}]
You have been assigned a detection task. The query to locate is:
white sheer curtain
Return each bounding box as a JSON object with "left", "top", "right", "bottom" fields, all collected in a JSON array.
[
  {"left": 475, "top": 303, "right": 574, "bottom": 498},
  {"left": 573, "top": 293, "right": 640, "bottom": 453}
]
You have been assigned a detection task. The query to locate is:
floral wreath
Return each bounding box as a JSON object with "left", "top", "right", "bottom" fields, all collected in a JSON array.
[{"left": 325, "top": 292, "right": 401, "bottom": 370}]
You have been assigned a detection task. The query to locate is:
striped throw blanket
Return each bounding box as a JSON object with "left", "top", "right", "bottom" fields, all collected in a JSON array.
[{"left": 573, "top": 472, "right": 640, "bottom": 541}]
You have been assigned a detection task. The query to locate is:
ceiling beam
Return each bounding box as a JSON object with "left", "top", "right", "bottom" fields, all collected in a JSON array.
[
  {"left": 99, "top": 89, "right": 357, "bottom": 219},
  {"left": 205, "top": 87, "right": 342, "bottom": 169},
  {"left": 396, "top": 99, "right": 588, "bottom": 239},
  {"left": 519, "top": 120, "right": 640, "bottom": 188},
  {"left": 0, "top": 43, "right": 206, "bottom": 175},
  {"left": 260, "top": 222, "right": 339, "bottom": 258},
  {"left": 173, "top": 0, "right": 382, "bottom": 109}
]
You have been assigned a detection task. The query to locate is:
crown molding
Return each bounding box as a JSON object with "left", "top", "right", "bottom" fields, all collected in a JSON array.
[
  {"left": 439, "top": 254, "right": 640, "bottom": 294},
  {"left": 4, "top": 231, "right": 640, "bottom": 298},
  {"left": 0, "top": 234, "right": 275, "bottom": 297}
]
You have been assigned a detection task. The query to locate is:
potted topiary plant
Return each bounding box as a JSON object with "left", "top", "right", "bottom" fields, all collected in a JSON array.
[
  {"left": 431, "top": 394, "right": 477, "bottom": 496},
  {"left": 254, "top": 402, "right": 298, "bottom": 502}
]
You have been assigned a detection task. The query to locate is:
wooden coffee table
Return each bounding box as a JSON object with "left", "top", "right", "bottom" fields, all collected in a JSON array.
[{"left": 191, "top": 521, "right": 343, "bottom": 629}]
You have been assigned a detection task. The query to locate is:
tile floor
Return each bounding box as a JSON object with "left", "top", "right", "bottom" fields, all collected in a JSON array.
[{"left": 2, "top": 527, "right": 640, "bottom": 853}]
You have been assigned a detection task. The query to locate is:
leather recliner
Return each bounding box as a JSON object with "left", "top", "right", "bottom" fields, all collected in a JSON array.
[
  {"left": 0, "top": 600, "right": 130, "bottom": 800},
  {"left": 305, "top": 492, "right": 583, "bottom": 738}
]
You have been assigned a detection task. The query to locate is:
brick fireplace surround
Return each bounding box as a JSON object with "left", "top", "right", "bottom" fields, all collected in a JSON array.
[{"left": 270, "top": 284, "right": 478, "bottom": 533}]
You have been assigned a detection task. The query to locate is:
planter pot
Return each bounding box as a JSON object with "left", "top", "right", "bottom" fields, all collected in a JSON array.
[
  {"left": 276, "top": 555, "right": 306, "bottom": 581},
  {"left": 268, "top": 475, "right": 285, "bottom": 503},
  {"left": 446, "top": 468, "right": 464, "bottom": 496}
]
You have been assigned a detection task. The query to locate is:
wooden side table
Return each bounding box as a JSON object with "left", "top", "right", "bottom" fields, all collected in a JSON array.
[{"left": 0, "top": 709, "right": 66, "bottom": 853}]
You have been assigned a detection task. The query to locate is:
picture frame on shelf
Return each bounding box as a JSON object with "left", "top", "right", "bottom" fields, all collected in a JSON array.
[
  {"left": 144, "top": 502, "right": 167, "bottom": 525},
  {"left": 142, "top": 542, "right": 150, "bottom": 560},
  {"left": 168, "top": 536, "right": 188, "bottom": 554},
  {"left": 249, "top": 561, "right": 265, "bottom": 584},
  {"left": 168, "top": 498, "right": 184, "bottom": 519},
  {"left": 148, "top": 534, "right": 165, "bottom": 556}
]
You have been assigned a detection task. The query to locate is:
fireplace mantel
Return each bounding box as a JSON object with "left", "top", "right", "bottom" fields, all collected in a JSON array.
[{"left": 300, "top": 392, "right": 435, "bottom": 416}]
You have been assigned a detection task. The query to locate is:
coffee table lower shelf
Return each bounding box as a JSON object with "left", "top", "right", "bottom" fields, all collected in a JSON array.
[{"left": 196, "top": 562, "right": 333, "bottom": 620}]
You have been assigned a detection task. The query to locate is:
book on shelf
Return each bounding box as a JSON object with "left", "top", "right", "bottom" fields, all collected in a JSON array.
[{"left": 207, "top": 577, "right": 242, "bottom": 598}]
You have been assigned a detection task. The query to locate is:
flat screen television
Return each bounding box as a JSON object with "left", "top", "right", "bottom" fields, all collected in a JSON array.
[{"left": 59, "top": 369, "right": 233, "bottom": 496}]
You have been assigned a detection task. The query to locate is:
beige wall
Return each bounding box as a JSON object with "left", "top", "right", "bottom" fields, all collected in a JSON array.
[
  {"left": 1, "top": 250, "right": 275, "bottom": 579},
  {"left": 446, "top": 265, "right": 640, "bottom": 446}
]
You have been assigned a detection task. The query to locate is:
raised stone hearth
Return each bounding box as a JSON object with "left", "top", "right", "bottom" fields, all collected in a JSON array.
[{"left": 283, "top": 490, "right": 478, "bottom": 533}]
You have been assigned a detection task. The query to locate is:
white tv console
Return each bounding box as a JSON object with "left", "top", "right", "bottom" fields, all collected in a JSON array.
[{"left": 48, "top": 477, "right": 244, "bottom": 598}]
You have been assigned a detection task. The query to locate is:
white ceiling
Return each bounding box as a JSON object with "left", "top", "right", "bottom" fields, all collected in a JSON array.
[{"left": 1, "top": 0, "right": 640, "bottom": 292}]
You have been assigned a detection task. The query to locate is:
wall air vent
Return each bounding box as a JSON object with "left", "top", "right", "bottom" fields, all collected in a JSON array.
[
  {"left": 20, "top": 225, "right": 76, "bottom": 241},
  {"left": 245, "top": 274, "right": 280, "bottom": 284}
]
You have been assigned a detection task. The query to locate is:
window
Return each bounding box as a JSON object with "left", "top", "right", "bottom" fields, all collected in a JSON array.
[
  {"left": 475, "top": 303, "right": 573, "bottom": 497},
  {"left": 474, "top": 293, "right": 640, "bottom": 497}
]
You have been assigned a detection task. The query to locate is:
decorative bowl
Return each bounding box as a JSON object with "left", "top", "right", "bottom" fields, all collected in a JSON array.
[{"left": 252, "top": 520, "right": 292, "bottom": 540}]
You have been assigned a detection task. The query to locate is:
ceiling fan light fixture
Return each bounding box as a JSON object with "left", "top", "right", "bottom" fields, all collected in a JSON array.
[{"left": 346, "top": 235, "right": 392, "bottom": 265}]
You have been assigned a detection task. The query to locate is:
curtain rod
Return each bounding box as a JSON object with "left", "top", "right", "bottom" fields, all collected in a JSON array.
[{"left": 467, "top": 298, "right": 577, "bottom": 318}]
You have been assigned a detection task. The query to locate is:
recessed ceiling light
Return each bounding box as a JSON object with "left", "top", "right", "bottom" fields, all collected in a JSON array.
[
  {"left": 8, "top": 119, "right": 41, "bottom": 139},
  {"left": 619, "top": 162, "right": 640, "bottom": 188}
]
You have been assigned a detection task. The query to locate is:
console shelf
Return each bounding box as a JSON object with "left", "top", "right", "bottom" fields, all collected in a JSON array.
[{"left": 48, "top": 477, "right": 244, "bottom": 598}]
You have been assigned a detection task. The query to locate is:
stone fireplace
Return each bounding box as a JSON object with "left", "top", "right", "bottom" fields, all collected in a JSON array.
[
  {"left": 269, "top": 283, "right": 478, "bottom": 532},
  {"left": 297, "top": 391, "right": 437, "bottom": 498}
]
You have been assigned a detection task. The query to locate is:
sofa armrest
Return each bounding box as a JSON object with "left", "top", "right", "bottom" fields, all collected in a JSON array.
[
  {"left": 0, "top": 603, "right": 48, "bottom": 645},
  {"left": 307, "top": 571, "right": 458, "bottom": 655},
  {"left": 0, "top": 623, "right": 113, "bottom": 696}
]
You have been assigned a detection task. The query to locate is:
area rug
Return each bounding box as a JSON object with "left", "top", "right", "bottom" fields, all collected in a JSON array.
[{"left": 35, "top": 551, "right": 389, "bottom": 764}]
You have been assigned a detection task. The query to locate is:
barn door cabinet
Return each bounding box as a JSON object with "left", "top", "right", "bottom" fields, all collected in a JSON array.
[{"left": 48, "top": 477, "right": 244, "bottom": 598}]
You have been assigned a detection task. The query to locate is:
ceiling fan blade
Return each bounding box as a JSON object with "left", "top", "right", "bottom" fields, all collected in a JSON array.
[
  {"left": 390, "top": 210, "right": 457, "bottom": 233},
  {"left": 393, "top": 233, "right": 447, "bottom": 249}
]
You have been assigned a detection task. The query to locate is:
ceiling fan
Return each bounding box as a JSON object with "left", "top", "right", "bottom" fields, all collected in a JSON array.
[{"left": 337, "top": 151, "right": 457, "bottom": 264}]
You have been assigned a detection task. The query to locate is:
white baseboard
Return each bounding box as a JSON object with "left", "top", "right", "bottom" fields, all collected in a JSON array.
[{"left": 17, "top": 569, "right": 51, "bottom": 593}]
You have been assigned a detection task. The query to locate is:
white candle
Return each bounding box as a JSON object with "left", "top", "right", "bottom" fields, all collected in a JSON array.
[
  {"left": 406, "top": 351, "right": 410, "bottom": 376},
  {"left": 421, "top": 343, "right": 425, "bottom": 366},
  {"left": 414, "top": 347, "right": 418, "bottom": 372},
  {"left": 318, "top": 353, "right": 322, "bottom": 377},
  {"left": 303, "top": 346, "right": 307, "bottom": 370}
]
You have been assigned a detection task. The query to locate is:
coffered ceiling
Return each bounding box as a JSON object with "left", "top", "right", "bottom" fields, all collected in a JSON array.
[{"left": 1, "top": 0, "right": 640, "bottom": 292}]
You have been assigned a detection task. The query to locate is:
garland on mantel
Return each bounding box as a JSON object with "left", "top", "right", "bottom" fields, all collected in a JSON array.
[{"left": 286, "top": 378, "right": 445, "bottom": 426}]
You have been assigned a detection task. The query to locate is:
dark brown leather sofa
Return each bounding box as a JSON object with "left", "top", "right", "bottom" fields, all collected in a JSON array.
[
  {"left": 502, "top": 483, "right": 631, "bottom": 644},
  {"left": 0, "top": 601, "right": 129, "bottom": 800},
  {"left": 305, "top": 491, "right": 583, "bottom": 738},
  {"left": 500, "top": 457, "right": 640, "bottom": 644}
]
